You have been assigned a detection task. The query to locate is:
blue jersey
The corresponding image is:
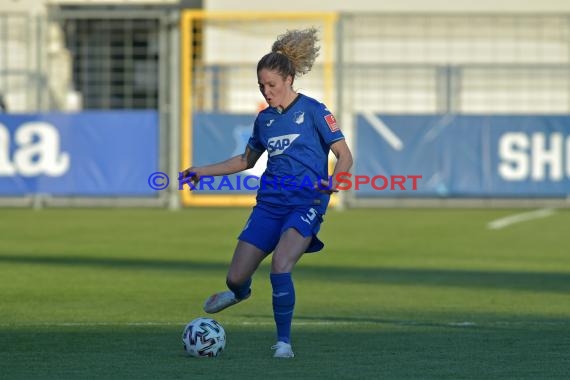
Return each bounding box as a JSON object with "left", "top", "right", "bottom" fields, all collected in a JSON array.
[{"left": 247, "top": 94, "right": 345, "bottom": 213}]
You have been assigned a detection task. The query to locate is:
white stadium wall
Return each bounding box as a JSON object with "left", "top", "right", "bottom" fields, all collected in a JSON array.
[{"left": 205, "top": 0, "right": 570, "bottom": 13}]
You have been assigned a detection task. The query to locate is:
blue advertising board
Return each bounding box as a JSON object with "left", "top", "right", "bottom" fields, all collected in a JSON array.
[
  {"left": 190, "top": 112, "right": 570, "bottom": 198},
  {"left": 355, "top": 114, "right": 570, "bottom": 197},
  {"left": 0, "top": 111, "right": 158, "bottom": 196}
]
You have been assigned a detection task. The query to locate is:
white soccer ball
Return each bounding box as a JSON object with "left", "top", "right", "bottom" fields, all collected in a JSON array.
[{"left": 182, "top": 317, "right": 226, "bottom": 358}]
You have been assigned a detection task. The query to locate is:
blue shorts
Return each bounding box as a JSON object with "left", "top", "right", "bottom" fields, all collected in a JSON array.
[{"left": 238, "top": 202, "right": 325, "bottom": 254}]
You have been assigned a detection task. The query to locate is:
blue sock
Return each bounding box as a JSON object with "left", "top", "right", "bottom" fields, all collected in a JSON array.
[
  {"left": 270, "top": 272, "right": 295, "bottom": 344},
  {"left": 227, "top": 277, "right": 251, "bottom": 300}
]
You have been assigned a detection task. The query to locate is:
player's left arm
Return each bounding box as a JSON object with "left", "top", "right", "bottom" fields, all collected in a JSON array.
[
  {"left": 327, "top": 139, "right": 353, "bottom": 191},
  {"left": 312, "top": 104, "right": 353, "bottom": 193}
]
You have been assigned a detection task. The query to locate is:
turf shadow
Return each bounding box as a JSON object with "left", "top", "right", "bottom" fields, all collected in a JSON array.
[{"left": 1, "top": 254, "right": 569, "bottom": 293}]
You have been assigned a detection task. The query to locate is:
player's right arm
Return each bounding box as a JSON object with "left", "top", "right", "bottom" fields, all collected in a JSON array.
[
  {"left": 181, "top": 145, "right": 263, "bottom": 182},
  {"left": 181, "top": 115, "right": 265, "bottom": 183}
]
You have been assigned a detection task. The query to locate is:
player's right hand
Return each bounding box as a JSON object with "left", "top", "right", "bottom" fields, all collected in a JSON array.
[{"left": 179, "top": 167, "right": 200, "bottom": 190}]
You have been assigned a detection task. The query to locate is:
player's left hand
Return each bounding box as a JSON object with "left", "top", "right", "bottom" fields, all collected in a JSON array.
[{"left": 315, "top": 179, "right": 339, "bottom": 194}]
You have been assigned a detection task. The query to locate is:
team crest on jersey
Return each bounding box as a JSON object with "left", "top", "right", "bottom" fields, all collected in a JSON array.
[
  {"left": 294, "top": 111, "right": 305, "bottom": 125},
  {"left": 267, "top": 134, "right": 300, "bottom": 157},
  {"left": 324, "top": 114, "right": 339, "bottom": 132}
]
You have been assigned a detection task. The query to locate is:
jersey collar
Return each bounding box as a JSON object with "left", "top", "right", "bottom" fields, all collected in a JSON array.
[{"left": 275, "top": 93, "right": 302, "bottom": 115}]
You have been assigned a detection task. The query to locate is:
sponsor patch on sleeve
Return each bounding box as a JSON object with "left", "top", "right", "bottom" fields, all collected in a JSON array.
[{"left": 324, "top": 114, "right": 339, "bottom": 132}]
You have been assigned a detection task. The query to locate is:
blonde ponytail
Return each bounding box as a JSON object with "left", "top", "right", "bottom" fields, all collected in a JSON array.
[
  {"left": 271, "top": 28, "right": 319, "bottom": 76},
  {"left": 257, "top": 28, "right": 320, "bottom": 80}
]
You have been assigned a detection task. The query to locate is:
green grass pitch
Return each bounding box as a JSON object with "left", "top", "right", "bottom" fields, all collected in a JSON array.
[{"left": 1, "top": 207, "right": 569, "bottom": 379}]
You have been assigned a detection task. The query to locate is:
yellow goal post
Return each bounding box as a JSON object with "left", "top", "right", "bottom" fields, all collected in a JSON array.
[{"left": 180, "top": 11, "right": 338, "bottom": 207}]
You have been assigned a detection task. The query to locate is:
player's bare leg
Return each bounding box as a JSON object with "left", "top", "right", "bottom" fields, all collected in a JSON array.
[
  {"left": 271, "top": 228, "right": 310, "bottom": 273},
  {"left": 203, "top": 240, "right": 266, "bottom": 313}
]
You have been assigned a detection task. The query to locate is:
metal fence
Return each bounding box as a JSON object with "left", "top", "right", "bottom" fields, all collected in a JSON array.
[
  {"left": 3, "top": 11, "right": 568, "bottom": 114},
  {"left": 337, "top": 13, "right": 570, "bottom": 208},
  {"left": 0, "top": 12, "right": 44, "bottom": 112},
  {"left": 338, "top": 13, "right": 570, "bottom": 115},
  {"left": 0, "top": 7, "right": 180, "bottom": 208},
  {"left": 49, "top": 7, "right": 173, "bottom": 111}
]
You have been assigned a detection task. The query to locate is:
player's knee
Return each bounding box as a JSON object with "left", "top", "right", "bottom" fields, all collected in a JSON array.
[
  {"left": 271, "top": 258, "right": 292, "bottom": 274},
  {"left": 226, "top": 275, "right": 243, "bottom": 290}
]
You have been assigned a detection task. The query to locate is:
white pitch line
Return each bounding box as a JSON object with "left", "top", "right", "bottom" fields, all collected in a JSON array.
[
  {"left": 2, "top": 320, "right": 569, "bottom": 328},
  {"left": 0, "top": 321, "right": 375, "bottom": 328},
  {"left": 362, "top": 112, "right": 404, "bottom": 151},
  {"left": 487, "top": 208, "right": 556, "bottom": 230}
]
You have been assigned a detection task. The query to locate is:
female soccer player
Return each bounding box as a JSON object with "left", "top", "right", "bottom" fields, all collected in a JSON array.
[{"left": 181, "top": 28, "right": 353, "bottom": 358}]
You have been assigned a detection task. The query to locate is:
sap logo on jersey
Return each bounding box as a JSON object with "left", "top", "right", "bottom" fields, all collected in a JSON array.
[{"left": 267, "top": 134, "right": 300, "bottom": 157}]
